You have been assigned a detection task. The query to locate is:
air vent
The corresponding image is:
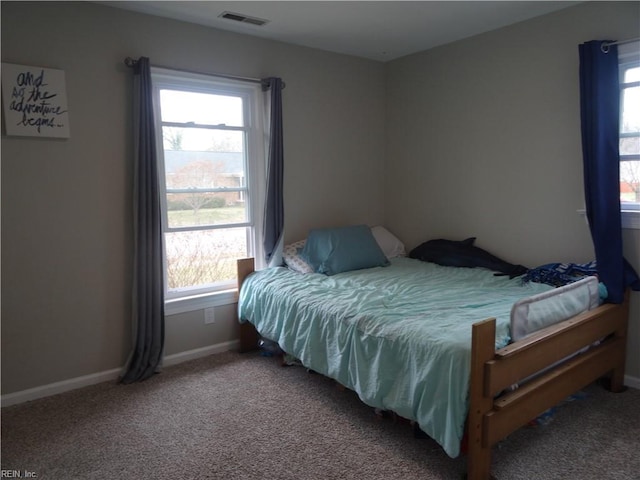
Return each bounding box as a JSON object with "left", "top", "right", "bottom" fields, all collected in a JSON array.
[{"left": 219, "top": 11, "right": 269, "bottom": 26}]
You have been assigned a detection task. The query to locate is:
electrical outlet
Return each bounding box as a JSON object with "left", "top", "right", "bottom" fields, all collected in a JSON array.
[{"left": 204, "top": 307, "right": 216, "bottom": 324}]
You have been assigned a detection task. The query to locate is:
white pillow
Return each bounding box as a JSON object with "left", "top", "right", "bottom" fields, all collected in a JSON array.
[
  {"left": 371, "top": 226, "right": 406, "bottom": 259},
  {"left": 282, "top": 240, "right": 314, "bottom": 274},
  {"left": 510, "top": 276, "right": 600, "bottom": 341}
]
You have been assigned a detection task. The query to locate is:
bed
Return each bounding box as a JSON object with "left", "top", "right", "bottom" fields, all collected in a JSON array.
[{"left": 236, "top": 226, "right": 630, "bottom": 480}]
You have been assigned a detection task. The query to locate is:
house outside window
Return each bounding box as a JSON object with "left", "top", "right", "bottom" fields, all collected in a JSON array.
[
  {"left": 619, "top": 41, "right": 640, "bottom": 229},
  {"left": 151, "top": 69, "right": 266, "bottom": 314}
]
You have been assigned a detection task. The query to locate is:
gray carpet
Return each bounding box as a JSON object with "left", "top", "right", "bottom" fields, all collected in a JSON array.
[{"left": 2, "top": 351, "right": 639, "bottom": 479}]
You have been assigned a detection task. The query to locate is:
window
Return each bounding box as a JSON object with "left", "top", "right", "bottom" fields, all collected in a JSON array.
[
  {"left": 151, "top": 69, "right": 266, "bottom": 313},
  {"left": 619, "top": 41, "right": 640, "bottom": 228}
]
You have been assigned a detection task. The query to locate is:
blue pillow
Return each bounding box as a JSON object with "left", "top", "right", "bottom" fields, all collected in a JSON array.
[{"left": 300, "top": 225, "right": 389, "bottom": 275}]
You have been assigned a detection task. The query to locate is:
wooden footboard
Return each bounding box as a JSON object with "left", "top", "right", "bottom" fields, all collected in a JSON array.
[
  {"left": 467, "top": 291, "right": 629, "bottom": 480},
  {"left": 236, "top": 258, "right": 630, "bottom": 480}
]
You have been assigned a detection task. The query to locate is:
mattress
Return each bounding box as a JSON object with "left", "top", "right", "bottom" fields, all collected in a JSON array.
[{"left": 238, "top": 257, "right": 554, "bottom": 457}]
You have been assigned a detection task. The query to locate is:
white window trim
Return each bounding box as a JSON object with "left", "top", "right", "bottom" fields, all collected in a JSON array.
[
  {"left": 618, "top": 41, "right": 640, "bottom": 230},
  {"left": 151, "top": 68, "right": 266, "bottom": 313}
]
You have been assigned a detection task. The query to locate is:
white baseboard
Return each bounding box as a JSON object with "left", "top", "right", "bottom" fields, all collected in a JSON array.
[
  {"left": 624, "top": 374, "right": 640, "bottom": 390},
  {"left": 0, "top": 368, "right": 123, "bottom": 408},
  {"left": 163, "top": 340, "right": 239, "bottom": 367},
  {"left": 1, "top": 340, "right": 633, "bottom": 407},
  {"left": 1, "top": 340, "right": 239, "bottom": 408}
]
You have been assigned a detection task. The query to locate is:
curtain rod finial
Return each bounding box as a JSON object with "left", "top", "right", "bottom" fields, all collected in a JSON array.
[{"left": 124, "top": 57, "right": 138, "bottom": 68}]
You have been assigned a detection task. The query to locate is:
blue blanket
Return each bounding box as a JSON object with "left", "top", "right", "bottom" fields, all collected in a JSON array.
[{"left": 522, "top": 261, "right": 599, "bottom": 287}]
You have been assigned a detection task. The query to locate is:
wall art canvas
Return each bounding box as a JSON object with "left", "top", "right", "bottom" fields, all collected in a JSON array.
[{"left": 2, "top": 63, "right": 70, "bottom": 138}]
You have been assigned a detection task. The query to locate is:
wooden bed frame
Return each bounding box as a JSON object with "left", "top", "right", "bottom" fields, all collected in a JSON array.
[{"left": 236, "top": 257, "right": 630, "bottom": 480}]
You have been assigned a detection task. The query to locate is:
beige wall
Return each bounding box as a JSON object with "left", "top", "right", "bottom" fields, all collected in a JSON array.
[
  {"left": 385, "top": 1, "right": 640, "bottom": 379},
  {"left": 2, "top": 1, "right": 639, "bottom": 396},
  {"left": 1, "top": 1, "right": 386, "bottom": 394}
]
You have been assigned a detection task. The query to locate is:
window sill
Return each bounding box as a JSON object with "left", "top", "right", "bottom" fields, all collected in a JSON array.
[
  {"left": 165, "top": 289, "right": 239, "bottom": 316},
  {"left": 576, "top": 209, "right": 640, "bottom": 230},
  {"left": 622, "top": 210, "right": 640, "bottom": 230}
]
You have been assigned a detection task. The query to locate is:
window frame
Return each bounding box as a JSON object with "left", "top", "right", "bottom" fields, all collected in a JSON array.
[
  {"left": 618, "top": 41, "right": 640, "bottom": 229},
  {"left": 150, "top": 68, "right": 266, "bottom": 314}
]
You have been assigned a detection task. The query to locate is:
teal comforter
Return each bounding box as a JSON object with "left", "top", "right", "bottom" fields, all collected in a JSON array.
[{"left": 238, "top": 257, "right": 553, "bottom": 457}]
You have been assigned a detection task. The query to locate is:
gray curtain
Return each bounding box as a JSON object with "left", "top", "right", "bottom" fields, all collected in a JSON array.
[
  {"left": 262, "top": 77, "right": 285, "bottom": 266},
  {"left": 121, "top": 57, "right": 165, "bottom": 384}
]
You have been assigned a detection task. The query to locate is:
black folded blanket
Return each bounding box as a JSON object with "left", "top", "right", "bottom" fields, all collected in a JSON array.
[{"left": 408, "top": 237, "right": 528, "bottom": 279}]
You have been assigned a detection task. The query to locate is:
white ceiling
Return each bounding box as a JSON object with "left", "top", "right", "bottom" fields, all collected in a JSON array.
[{"left": 105, "top": 1, "right": 580, "bottom": 62}]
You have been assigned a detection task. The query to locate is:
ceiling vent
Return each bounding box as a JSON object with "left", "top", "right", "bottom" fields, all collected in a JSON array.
[{"left": 219, "top": 11, "right": 269, "bottom": 26}]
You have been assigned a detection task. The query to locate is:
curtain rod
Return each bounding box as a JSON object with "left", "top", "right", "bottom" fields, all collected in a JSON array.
[
  {"left": 123, "top": 57, "right": 283, "bottom": 88},
  {"left": 601, "top": 37, "right": 640, "bottom": 53}
]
